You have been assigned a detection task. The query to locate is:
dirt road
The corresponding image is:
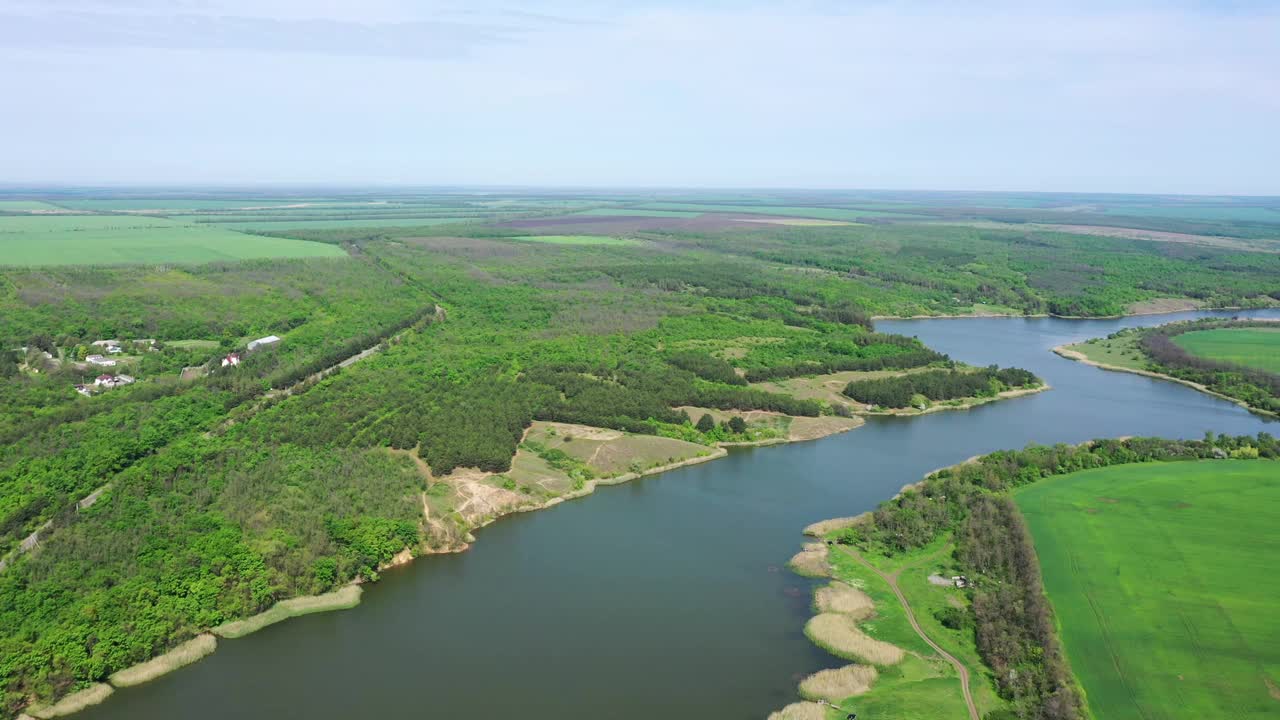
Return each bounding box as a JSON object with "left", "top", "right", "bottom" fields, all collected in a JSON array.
[{"left": 836, "top": 545, "right": 979, "bottom": 720}]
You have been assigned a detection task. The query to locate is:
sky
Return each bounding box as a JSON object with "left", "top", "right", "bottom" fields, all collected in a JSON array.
[{"left": 2, "top": 1, "right": 1278, "bottom": 194}]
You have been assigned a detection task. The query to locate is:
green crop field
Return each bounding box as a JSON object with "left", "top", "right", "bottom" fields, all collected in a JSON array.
[
  {"left": 1016, "top": 460, "right": 1280, "bottom": 720},
  {"left": 0, "top": 214, "right": 346, "bottom": 266},
  {"left": 51, "top": 198, "right": 304, "bottom": 211},
  {"left": 511, "top": 235, "right": 636, "bottom": 245},
  {"left": 0, "top": 200, "right": 61, "bottom": 211},
  {"left": 1172, "top": 327, "right": 1280, "bottom": 373}
]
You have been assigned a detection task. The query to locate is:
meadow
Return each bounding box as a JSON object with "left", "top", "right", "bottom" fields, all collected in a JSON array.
[
  {"left": 1172, "top": 327, "right": 1280, "bottom": 373},
  {"left": 0, "top": 215, "right": 345, "bottom": 266},
  {"left": 1016, "top": 460, "right": 1280, "bottom": 720}
]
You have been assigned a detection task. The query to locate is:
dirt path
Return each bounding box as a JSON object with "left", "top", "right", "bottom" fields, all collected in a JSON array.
[{"left": 836, "top": 545, "right": 979, "bottom": 720}]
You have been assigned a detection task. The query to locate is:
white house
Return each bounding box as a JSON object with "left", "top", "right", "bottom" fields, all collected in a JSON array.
[
  {"left": 93, "top": 374, "right": 135, "bottom": 389},
  {"left": 86, "top": 355, "right": 117, "bottom": 367},
  {"left": 247, "top": 335, "right": 281, "bottom": 352},
  {"left": 221, "top": 353, "right": 241, "bottom": 367},
  {"left": 74, "top": 384, "right": 93, "bottom": 397}
]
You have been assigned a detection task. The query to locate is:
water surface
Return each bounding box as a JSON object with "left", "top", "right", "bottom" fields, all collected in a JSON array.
[{"left": 79, "top": 310, "right": 1279, "bottom": 720}]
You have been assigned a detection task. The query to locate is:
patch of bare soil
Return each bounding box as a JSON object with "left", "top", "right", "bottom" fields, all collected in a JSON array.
[
  {"left": 788, "top": 415, "right": 863, "bottom": 441},
  {"left": 1125, "top": 298, "right": 1204, "bottom": 315}
]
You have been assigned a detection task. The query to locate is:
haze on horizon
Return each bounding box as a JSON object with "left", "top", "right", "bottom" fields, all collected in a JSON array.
[{"left": 2, "top": 0, "right": 1278, "bottom": 196}]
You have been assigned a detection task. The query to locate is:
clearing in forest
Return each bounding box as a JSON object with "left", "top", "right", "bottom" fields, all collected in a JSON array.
[{"left": 1016, "top": 460, "right": 1280, "bottom": 720}]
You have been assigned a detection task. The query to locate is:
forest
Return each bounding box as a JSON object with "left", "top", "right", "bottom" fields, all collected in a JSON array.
[
  {"left": 841, "top": 366, "right": 1040, "bottom": 408},
  {"left": 2, "top": 195, "right": 1279, "bottom": 717},
  {"left": 836, "top": 433, "right": 1278, "bottom": 720}
]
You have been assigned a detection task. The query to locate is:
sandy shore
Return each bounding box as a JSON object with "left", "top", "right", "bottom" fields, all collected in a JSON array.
[
  {"left": 1052, "top": 345, "right": 1276, "bottom": 417},
  {"left": 855, "top": 383, "right": 1050, "bottom": 417}
]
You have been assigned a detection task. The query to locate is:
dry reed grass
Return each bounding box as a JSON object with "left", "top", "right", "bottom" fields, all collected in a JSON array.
[
  {"left": 799, "top": 664, "right": 878, "bottom": 702},
  {"left": 788, "top": 543, "right": 831, "bottom": 578},
  {"left": 108, "top": 634, "right": 216, "bottom": 687},
  {"left": 805, "top": 613, "right": 905, "bottom": 665},
  {"left": 213, "top": 585, "right": 362, "bottom": 639},
  {"left": 25, "top": 684, "right": 113, "bottom": 718},
  {"left": 814, "top": 582, "right": 873, "bottom": 619}
]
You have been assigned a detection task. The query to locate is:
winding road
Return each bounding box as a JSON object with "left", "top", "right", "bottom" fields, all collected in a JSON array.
[{"left": 837, "top": 545, "right": 979, "bottom": 720}]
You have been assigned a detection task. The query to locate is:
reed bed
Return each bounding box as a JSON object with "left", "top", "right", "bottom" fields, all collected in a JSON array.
[
  {"left": 24, "top": 684, "right": 113, "bottom": 718},
  {"left": 805, "top": 613, "right": 905, "bottom": 665},
  {"left": 108, "top": 634, "right": 217, "bottom": 687},
  {"left": 799, "top": 664, "right": 878, "bottom": 702},
  {"left": 213, "top": 585, "right": 362, "bottom": 639},
  {"left": 814, "top": 582, "right": 873, "bottom": 619},
  {"left": 788, "top": 543, "right": 831, "bottom": 578}
]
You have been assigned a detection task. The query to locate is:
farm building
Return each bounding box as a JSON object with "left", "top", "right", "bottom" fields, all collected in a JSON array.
[
  {"left": 91, "top": 339, "right": 119, "bottom": 348},
  {"left": 247, "top": 335, "right": 281, "bottom": 352},
  {"left": 94, "top": 374, "right": 135, "bottom": 389},
  {"left": 221, "top": 353, "right": 241, "bottom": 367},
  {"left": 74, "top": 384, "right": 93, "bottom": 397},
  {"left": 85, "top": 354, "right": 117, "bottom": 367}
]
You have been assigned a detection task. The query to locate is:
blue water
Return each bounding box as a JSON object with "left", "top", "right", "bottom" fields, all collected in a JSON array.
[{"left": 79, "top": 310, "right": 1279, "bottom": 720}]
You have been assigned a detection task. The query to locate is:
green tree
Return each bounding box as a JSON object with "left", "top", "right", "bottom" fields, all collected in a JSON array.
[
  {"left": 728, "top": 416, "right": 747, "bottom": 434},
  {"left": 695, "top": 413, "right": 716, "bottom": 433}
]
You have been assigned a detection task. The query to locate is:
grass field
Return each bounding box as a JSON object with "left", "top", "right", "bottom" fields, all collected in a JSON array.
[
  {"left": 0, "top": 214, "right": 346, "bottom": 265},
  {"left": 1016, "top": 460, "right": 1280, "bottom": 720},
  {"left": 511, "top": 234, "right": 635, "bottom": 245},
  {"left": 1172, "top": 327, "right": 1280, "bottom": 373},
  {"left": 1061, "top": 332, "right": 1148, "bottom": 370}
]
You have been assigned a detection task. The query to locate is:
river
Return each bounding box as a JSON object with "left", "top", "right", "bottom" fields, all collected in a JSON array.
[{"left": 78, "top": 310, "right": 1279, "bottom": 720}]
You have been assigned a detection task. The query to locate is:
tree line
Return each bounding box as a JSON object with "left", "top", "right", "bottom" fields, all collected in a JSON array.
[
  {"left": 837, "top": 433, "right": 1278, "bottom": 720},
  {"left": 842, "top": 366, "right": 1039, "bottom": 408}
]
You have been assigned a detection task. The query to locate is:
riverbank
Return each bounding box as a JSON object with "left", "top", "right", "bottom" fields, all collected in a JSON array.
[
  {"left": 774, "top": 532, "right": 987, "bottom": 720},
  {"left": 1052, "top": 344, "right": 1277, "bottom": 417},
  {"left": 35, "top": 414, "right": 860, "bottom": 717},
  {"left": 871, "top": 301, "right": 1269, "bottom": 322},
  {"left": 854, "top": 383, "right": 1050, "bottom": 417}
]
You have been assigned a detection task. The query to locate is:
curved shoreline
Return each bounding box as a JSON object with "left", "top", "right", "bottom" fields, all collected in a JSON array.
[
  {"left": 872, "top": 303, "right": 1266, "bottom": 322},
  {"left": 19, "top": 387, "right": 1030, "bottom": 717},
  {"left": 854, "top": 383, "right": 1050, "bottom": 417},
  {"left": 1052, "top": 345, "right": 1277, "bottom": 418}
]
